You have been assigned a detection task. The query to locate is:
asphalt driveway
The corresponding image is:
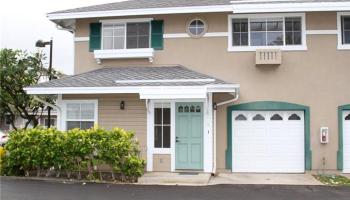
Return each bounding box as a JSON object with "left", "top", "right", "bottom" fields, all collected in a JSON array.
[{"left": 1, "top": 177, "right": 349, "bottom": 200}]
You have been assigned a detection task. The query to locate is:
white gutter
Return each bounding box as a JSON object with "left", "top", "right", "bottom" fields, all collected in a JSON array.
[{"left": 212, "top": 89, "right": 240, "bottom": 174}]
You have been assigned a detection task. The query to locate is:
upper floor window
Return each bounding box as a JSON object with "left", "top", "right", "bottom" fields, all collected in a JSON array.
[
  {"left": 102, "top": 22, "right": 150, "bottom": 50},
  {"left": 342, "top": 16, "right": 350, "bottom": 45},
  {"left": 339, "top": 13, "right": 350, "bottom": 49},
  {"left": 229, "top": 13, "right": 306, "bottom": 51}
]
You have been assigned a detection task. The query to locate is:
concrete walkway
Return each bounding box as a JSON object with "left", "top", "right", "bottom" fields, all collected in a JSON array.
[
  {"left": 210, "top": 173, "right": 323, "bottom": 185},
  {"left": 137, "top": 172, "right": 323, "bottom": 186},
  {"left": 137, "top": 172, "right": 211, "bottom": 186}
]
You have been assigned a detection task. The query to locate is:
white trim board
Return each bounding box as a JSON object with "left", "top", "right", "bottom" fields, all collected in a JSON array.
[
  {"left": 48, "top": 5, "right": 233, "bottom": 20},
  {"left": 75, "top": 30, "right": 338, "bottom": 42},
  {"left": 163, "top": 32, "right": 228, "bottom": 39},
  {"left": 306, "top": 30, "right": 338, "bottom": 35},
  {"left": 232, "top": 2, "right": 350, "bottom": 13},
  {"left": 74, "top": 32, "right": 240, "bottom": 41}
]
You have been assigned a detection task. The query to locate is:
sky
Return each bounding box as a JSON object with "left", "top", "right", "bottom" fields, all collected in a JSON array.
[{"left": 1, "top": 0, "right": 122, "bottom": 75}]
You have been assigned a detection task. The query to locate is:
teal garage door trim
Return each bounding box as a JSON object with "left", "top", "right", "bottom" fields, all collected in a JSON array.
[{"left": 337, "top": 104, "right": 350, "bottom": 171}]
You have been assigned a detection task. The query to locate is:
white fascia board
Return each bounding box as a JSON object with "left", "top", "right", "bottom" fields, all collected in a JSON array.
[
  {"left": 206, "top": 84, "right": 240, "bottom": 93},
  {"left": 232, "top": 2, "right": 350, "bottom": 13},
  {"left": 24, "top": 87, "right": 141, "bottom": 94},
  {"left": 139, "top": 86, "right": 208, "bottom": 99},
  {"left": 47, "top": 5, "right": 233, "bottom": 20},
  {"left": 94, "top": 48, "right": 154, "bottom": 59},
  {"left": 25, "top": 84, "right": 239, "bottom": 98}
]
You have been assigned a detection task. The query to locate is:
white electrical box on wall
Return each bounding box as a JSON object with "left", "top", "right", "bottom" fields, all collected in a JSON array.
[{"left": 320, "top": 127, "right": 329, "bottom": 144}]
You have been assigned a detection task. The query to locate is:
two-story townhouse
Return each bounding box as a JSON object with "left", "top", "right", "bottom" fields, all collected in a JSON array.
[{"left": 26, "top": 0, "right": 350, "bottom": 174}]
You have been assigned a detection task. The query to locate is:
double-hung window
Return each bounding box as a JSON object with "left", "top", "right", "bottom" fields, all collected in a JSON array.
[
  {"left": 154, "top": 103, "right": 171, "bottom": 149},
  {"left": 66, "top": 102, "right": 97, "bottom": 130},
  {"left": 338, "top": 12, "right": 350, "bottom": 49},
  {"left": 229, "top": 14, "right": 306, "bottom": 51},
  {"left": 102, "top": 22, "right": 150, "bottom": 50}
]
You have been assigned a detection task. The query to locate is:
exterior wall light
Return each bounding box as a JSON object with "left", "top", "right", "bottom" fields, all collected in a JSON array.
[{"left": 120, "top": 101, "right": 125, "bottom": 110}]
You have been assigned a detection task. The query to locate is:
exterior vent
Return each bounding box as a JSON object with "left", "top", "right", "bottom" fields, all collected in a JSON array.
[{"left": 256, "top": 49, "right": 282, "bottom": 65}]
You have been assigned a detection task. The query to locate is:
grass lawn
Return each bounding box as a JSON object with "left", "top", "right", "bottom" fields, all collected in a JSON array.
[{"left": 313, "top": 174, "right": 350, "bottom": 186}]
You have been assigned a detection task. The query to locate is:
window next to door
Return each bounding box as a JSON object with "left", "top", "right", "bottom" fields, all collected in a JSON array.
[
  {"left": 65, "top": 100, "right": 98, "bottom": 130},
  {"left": 154, "top": 103, "right": 171, "bottom": 149},
  {"left": 228, "top": 13, "right": 307, "bottom": 51},
  {"left": 338, "top": 12, "right": 350, "bottom": 50}
]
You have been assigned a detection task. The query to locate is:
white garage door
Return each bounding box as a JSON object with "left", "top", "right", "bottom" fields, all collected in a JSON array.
[
  {"left": 232, "top": 111, "right": 305, "bottom": 173},
  {"left": 343, "top": 111, "right": 350, "bottom": 173}
]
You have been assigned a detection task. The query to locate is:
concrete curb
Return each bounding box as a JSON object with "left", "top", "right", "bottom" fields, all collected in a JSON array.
[{"left": 0, "top": 176, "right": 134, "bottom": 185}]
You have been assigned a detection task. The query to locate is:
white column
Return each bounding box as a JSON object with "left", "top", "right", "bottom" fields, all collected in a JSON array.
[
  {"left": 146, "top": 101, "right": 154, "bottom": 171},
  {"left": 170, "top": 101, "right": 176, "bottom": 172},
  {"left": 55, "top": 94, "right": 63, "bottom": 131},
  {"left": 203, "top": 93, "right": 213, "bottom": 173}
]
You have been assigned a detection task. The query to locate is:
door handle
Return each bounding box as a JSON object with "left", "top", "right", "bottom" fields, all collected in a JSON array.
[{"left": 176, "top": 136, "right": 179, "bottom": 143}]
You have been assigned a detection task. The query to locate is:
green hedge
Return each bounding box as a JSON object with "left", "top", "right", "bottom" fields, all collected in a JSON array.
[{"left": 1, "top": 127, "right": 145, "bottom": 181}]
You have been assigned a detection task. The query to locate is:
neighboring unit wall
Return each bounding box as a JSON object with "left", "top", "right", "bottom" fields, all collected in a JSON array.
[
  {"left": 62, "top": 94, "right": 147, "bottom": 159},
  {"left": 73, "top": 12, "right": 350, "bottom": 171}
]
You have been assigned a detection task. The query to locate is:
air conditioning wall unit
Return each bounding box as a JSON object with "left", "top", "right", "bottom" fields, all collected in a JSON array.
[{"left": 256, "top": 49, "right": 282, "bottom": 65}]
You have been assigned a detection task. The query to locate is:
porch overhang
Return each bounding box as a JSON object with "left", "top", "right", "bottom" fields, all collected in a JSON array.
[
  {"left": 25, "top": 84, "right": 239, "bottom": 99},
  {"left": 25, "top": 66, "right": 239, "bottom": 99}
]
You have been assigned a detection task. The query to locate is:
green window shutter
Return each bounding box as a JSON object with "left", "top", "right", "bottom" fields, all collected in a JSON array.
[
  {"left": 89, "top": 23, "right": 101, "bottom": 52},
  {"left": 151, "top": 20, "right": 164, "bottom": 50}
]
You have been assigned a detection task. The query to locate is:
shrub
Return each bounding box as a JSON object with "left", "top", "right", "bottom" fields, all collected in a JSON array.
[{"left": 1, "top": 127, "right": 145, "bottom": 181}]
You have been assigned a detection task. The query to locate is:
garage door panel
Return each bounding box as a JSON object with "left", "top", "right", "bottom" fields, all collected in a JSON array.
[{"left": 232, "top": 111, "right": 305, "bottom": 173}]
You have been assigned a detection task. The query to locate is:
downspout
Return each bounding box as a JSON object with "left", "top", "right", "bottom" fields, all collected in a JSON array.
[{"left": 212, "top": 88, "right": 240, "bottom": 174}]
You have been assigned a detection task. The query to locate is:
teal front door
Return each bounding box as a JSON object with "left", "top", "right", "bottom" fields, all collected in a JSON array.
[{"left": 175, "top": 102, "right": 203, "bottom": 170}]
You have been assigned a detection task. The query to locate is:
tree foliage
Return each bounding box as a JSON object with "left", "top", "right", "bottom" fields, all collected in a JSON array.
[{"left": 0, "top": 48, "right": 60, "bottom": 130}]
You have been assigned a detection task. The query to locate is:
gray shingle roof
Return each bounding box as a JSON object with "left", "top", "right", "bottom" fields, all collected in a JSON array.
[
  {"left": 28, "top": 66, "right": 232, "bottom": 88},
  {"left": 49, "top": 0, "right": 350, "bottom": 14}
]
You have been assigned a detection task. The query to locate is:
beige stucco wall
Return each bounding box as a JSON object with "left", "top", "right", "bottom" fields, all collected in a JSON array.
[
  {"left": 153, "top": 154, "right": 171, "bottom": 172},
  {"left": 71, "top": 12, "right": 350, "bottom": 171},
  {"left": 62, "top": 94, "right": 147, "bottom": 159}
]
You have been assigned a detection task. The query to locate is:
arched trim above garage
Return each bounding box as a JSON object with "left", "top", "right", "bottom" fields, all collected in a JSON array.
[
  {"left": 226, "top": 101, "right": 312, "bottom": 171},
  {"left": 337, "top": 104, "right": 350, "bottom": 171}
]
